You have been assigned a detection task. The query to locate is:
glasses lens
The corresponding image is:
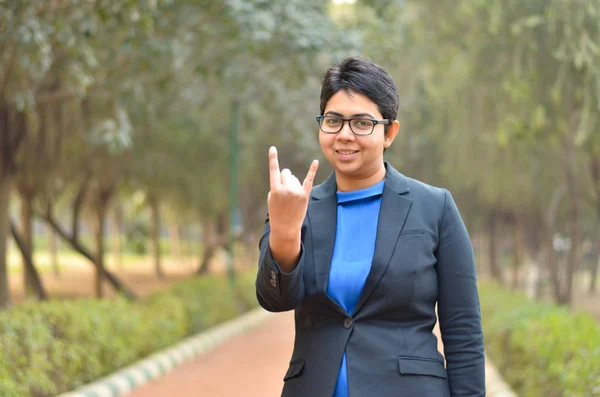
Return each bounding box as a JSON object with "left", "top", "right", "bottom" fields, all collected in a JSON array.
[
  {"left": 350, "top": 119, "right": 375, "bottom": 135},
  {"left": 320, "top": 116, "right": 342, "bottom": 133}
]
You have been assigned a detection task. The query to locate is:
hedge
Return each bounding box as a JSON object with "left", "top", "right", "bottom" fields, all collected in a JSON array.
[
  {"left": 479, "top": 282, "right": 600, "bottom": 397},
  {"left": 0, "top": 271, "right": 258, "bottom": 397}
]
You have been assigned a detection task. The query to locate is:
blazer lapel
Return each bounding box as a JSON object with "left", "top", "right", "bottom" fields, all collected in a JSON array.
[
  {"left": 308, "top": 173, "right": 346, "bottom": 314},
  {"left": 352, "top": 163, "right": 412, "bottom": 316}
]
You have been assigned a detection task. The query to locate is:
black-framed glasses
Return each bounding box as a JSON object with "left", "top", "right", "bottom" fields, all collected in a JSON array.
[{"left": 316, "top": 115, "right": 390, "bottom": 136}]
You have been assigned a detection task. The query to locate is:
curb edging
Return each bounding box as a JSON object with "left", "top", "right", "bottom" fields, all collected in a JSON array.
[
  {"left": 485, "top": 354, "right": 518, "bottom": 397},
  {"left": 56, "top": 307, "right": 273, "bottom": 397}
]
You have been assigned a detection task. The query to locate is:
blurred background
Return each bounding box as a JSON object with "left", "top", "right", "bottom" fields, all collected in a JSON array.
[{"left": 0, "top": 0, "right": 599, "bottom": 396}]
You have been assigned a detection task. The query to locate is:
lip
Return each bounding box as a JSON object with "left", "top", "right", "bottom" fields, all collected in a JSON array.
[{"left": 335, "top": 149, "right": 359, "bottom": 161}]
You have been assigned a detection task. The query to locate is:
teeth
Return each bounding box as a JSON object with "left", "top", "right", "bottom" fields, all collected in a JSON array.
[{"left": 337, "top": 150, "right": 357, "bottom": 154}]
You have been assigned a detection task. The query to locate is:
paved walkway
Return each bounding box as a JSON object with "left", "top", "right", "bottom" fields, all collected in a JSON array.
[
  {"left": 128, "top": 312, "right": 294, "bottom": 397},
  {"left": 128, "top": 311, "right": 510, "bottom": 397}
]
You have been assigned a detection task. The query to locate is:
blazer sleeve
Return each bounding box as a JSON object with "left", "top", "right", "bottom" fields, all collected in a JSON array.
[
  {"left": 436, "top": 190, "right": 486, "bottom": 396},
  {"left": 255, "top": 214, "right": 306, "bottom": 312}
]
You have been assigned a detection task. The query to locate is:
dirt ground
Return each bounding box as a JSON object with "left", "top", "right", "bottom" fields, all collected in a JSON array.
[
  {"left": 8, "top": 251, "right": 254, "bottom": 303},
  {"left": 570, "top": 289, "right": 600, "bottom": 321}
]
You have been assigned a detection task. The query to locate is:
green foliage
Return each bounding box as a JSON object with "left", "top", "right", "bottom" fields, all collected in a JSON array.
[
  {"left": 235, "top": 270, "right": 262, "bottom": 310},
  {"left": 124, "top": 221, "right": 149, "bottom": 254},
  {"left": 148, "top": 276, "right": 239, "bottom": 334},
  {"left": 0, "top": 271, "right": 257, "bottom": 397},
  {"left": 479, "top": 283, "right": 600, "bottom": 397}
]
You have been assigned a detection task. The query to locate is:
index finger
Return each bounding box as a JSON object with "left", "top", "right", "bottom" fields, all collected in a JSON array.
[{"left": 269, "top": 146, "right": 281, "bottom": 188}]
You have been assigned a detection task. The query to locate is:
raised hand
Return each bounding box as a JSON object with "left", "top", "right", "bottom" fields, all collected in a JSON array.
[{"left": 267, "top": 146, "right": 319, "bottom": 240}]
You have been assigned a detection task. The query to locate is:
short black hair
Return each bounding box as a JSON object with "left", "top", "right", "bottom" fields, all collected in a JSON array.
[{"left": 319, "top": 56, "right": 399, "bottom": 123}]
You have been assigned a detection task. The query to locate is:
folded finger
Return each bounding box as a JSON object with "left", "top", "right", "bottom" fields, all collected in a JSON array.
[{"left": 280, "top": 168, "right": 292, "bottom": 185}]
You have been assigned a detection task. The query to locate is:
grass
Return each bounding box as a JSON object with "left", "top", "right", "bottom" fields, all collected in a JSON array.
[
  {"left": 6, "top": 233, "right": 256, "bottom": 275},
  {"left": 6, "top": 250, "right": 164, "bottom": 275},
  {"left": 6, "top": 234, "right": 204, "bottom": 274}
]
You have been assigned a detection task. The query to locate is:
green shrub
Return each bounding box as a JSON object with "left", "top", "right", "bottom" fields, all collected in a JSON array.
[
  {"left": 149, "top": 276, "right": 238, "bottom": 334},
  {"left": 138, "top": 293, "right": 189, "bottom": 355},
  {"left": 235, "top": 270, "right": 261, "bottom": 310},
  {"left": 479, "top": 283, "right": 600, "bottom": 397},
  {"left": 0, "top": 271, "right": 258, "bottom": 397}
]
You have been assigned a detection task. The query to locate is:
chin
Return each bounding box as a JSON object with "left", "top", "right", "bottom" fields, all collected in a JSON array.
[{"left": 333, "top": 160, "right": 362, "bottom": 175}]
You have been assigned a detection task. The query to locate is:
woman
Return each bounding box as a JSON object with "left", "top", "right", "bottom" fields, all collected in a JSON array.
[{"left": 256, "top": 56, "right": 485, "bottom": 397}]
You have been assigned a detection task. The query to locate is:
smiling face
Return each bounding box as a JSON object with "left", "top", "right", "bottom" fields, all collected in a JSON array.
[{"left": 319, "top": 89, "right": 399, "bottom": 192}]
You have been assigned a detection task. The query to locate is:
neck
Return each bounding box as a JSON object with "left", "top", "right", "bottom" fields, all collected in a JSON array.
[{"left": 335, "top": 165, "right": 386, "bottom": 192}]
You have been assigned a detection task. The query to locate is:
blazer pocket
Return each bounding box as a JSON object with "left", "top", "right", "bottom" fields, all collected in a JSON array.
[
  {"left": 397, "top": 357, "right": 447, "bottom": 379},
  {"left": 399, "top": 228, "right": 426, "bottom": 236},
  {"left": 283, "top": 359, "right": 305, "bottom": 381}
]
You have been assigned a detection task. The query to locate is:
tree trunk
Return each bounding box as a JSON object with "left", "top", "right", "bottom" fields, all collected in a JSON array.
[
  {"left": 543, "top": 184, "right": 567, "bottom": 304},
  {"left": 525, "top": 251, "right": 541, "bottom": 300},
  {"left": 43, "top": 211, "right": 136, "bottom": 299},
  {"left": 546, "top": 228, "right": 565, "bottom": 304},
  {"left": 588, "top": 152, "right": 600, "bottom": 294},
  {"left": 563, "top": 200, "right": 579, "bottom": 306},
  {"left": 525, "top": 214, "right": 544, "bottom": 300},
  {"left": 488, "top": 211, "right": 503, "bottom": 284},
  {"left": 10, "top": 220, "right": 47, "bottom": 300},
  {"left": 19, "top": 194, "right": 37, "bottom": 296},
  {"left": 111, "top": 206, "right": 123, "bottom": 270},
  {"left": 590, "top": 248, "right": 600, "bottom": 294},
  {"left": 0, "top": 174, "right": 12, "bottom": 308},
  {"left": 169, "top": 223, "right": 181, "bottom": 260},
  {"left": 94, "top": 199, "right": 108, "bottom": 298},
  {"left": 149, "top": 197, "right": 163, "bottom": 279},
  {"left": 511, "top": 213, "right": 525, "bottom": 290},
  {"left": 0, "top": 102, "right": 26, "bottom": 308},
  {"left": 47, "top": 223, "right": 60, "bottom": 277},
  {"left": 197, "top": 217, "right": 218, "bottom": 275},
  {"left": 562, "top": 146, "right": 580, "bottom": 307}
]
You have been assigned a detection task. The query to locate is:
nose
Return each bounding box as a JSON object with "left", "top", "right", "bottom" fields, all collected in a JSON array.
[{"left": 336, "top": 121, "right": 355, "bottom": 141}]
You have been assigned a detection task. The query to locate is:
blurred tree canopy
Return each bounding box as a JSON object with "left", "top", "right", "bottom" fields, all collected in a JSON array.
[{"left": 0, "top": 0, "right": 599, "bottom": 307}]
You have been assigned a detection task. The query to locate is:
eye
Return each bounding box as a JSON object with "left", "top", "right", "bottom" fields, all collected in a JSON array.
[
  {"left": 325, "top": 117, "right": 341, "bottom": 126},
  {"left": 351, "top": 119, "right": 374, "bottom": 130}
]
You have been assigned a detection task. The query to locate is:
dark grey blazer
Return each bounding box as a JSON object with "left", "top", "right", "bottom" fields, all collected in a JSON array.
[{"left": 256, "top": 162, "right": 485, "bottom": 397}]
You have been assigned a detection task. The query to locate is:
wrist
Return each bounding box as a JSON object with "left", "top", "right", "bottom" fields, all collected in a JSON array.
[
  {"left": 269, "top": 232, "right": 301, "bottom": 272},
  {"left": 269, "top": 225, "right": 301, "bottom": 243}
]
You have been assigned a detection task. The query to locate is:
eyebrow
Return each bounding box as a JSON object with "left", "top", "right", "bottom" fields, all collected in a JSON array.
[{"left": 325, "top": 111, "right": 376, "bottom": 119}]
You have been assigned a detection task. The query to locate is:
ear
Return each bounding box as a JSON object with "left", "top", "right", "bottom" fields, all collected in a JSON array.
[{"left": 384, "top": 120, "right": 400, "bottom": 148}]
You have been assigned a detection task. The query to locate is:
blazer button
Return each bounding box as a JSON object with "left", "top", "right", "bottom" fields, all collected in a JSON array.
[{"left": 344, "top": 318, "right": 353, "bottom": 329}]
